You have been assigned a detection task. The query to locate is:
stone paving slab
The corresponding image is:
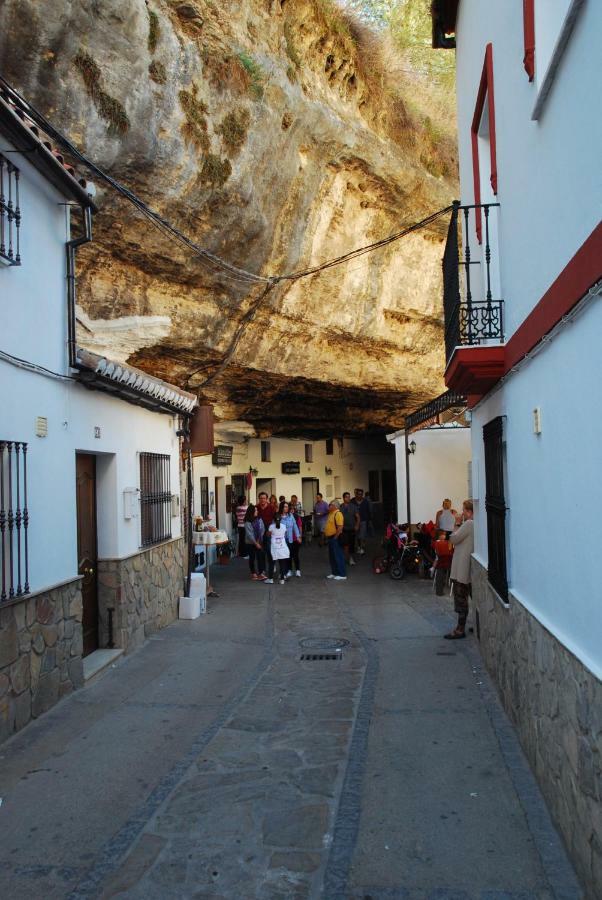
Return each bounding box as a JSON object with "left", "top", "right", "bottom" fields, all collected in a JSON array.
[{"left": 0, "top": 546, "right": 583, "bottom": 900}]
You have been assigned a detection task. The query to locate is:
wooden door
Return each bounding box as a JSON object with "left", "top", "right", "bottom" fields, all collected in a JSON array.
[{"left": 76, "top": 454, "right": 98, "bottom": 657}]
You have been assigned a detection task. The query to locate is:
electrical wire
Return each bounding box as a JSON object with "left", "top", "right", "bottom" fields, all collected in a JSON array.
[
  {"left": 0, "top": 74, "right": 453, "bottom": 287},
  {"left": 0, "top": 348, "right": 76, "bottom": 382}
]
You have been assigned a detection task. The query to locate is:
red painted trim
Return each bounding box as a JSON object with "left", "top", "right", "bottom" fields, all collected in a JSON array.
[
  {"left": 504, "top": 221, "right": 602, "bottom": 372},
  {"left": 523, "top": 0, "right": 535, "bottom": 80},
  {"left": 471, "top": 44, "right": 498, "bottom": 243}
]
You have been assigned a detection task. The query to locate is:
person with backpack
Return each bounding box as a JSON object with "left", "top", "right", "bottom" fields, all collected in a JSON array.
[{"left": 324, "top": 500, "right": 346, "bottom": 580}]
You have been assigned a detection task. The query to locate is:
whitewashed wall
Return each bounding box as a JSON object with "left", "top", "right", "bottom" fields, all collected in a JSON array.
[
  {"left": 193, "top": 435, "right": 395, "bottom": 531},
  {"left": 0, "top": 141, "right": 182, "bottom": 595},
  {"left": 0, "top": 363, "right": 182, "bottom": 592},
  {"left": 455, "top": 0, "right": 602, "bottom": 338},
  {"left": 470, "top": 297, "right": 602, "bottom": 679},
  {"left": 389, "top": 427, "right": 472, "bottom": 525}
]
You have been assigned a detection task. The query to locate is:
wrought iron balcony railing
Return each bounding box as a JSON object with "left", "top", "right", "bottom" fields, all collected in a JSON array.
[
  {"left": 0, "top": 153, "right": 21, "bottom": 266},
  {"left": 443, "top": 201, "right": 503, "bottom": 364}
]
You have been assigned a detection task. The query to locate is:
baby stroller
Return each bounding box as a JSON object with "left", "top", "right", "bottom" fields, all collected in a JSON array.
[{"left": 373, "top": 524, "right": 422, "bottom": 580}]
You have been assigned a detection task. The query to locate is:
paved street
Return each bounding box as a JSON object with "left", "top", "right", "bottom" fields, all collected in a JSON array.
[{"left": 0, "top": 546, "right": 582, "bottom": 900}]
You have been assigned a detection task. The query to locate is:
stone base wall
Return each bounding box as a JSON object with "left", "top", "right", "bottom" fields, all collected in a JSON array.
[
  {"left": 97, "top": 537, "right": 185, "bottom": 654},
  {"left": 0, "top": 578, "right": 84, "bottom": 745},
  {"left": 473, "top": 557, "right": 601, "bottom": 897}
]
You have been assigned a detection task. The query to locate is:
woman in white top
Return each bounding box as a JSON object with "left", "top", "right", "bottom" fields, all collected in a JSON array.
[
  {"left": 265, "top": 513, "right": 290, "bottom": 585},
  {"left": 435, "top": 499, "right": 457, "bottom": 536}
]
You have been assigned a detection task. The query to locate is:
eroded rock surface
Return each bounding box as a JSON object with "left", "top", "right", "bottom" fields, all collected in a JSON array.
[{"left": 0, "top": 0, "right": 457, "bottom": 435}]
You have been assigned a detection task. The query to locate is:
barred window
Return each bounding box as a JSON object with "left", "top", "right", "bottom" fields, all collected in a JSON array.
[
  {"left": 0, "top": 154, "right": 21, "bottom": 266},
  {"left": 140, "top": 453, "right": 171, "bottom": 547},
  {"left": 199, "top": 476, "right": 209, "bottom": 519},
  {"left": 483, "top": 417, "right": 508, "bottom": 601},
  {"left": 1, "top": 440, "right": 29, "bottom": 601}
]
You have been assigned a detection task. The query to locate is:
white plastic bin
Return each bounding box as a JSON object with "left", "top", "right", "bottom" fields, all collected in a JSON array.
[{"left": 179, "top": 573, "right": 207, "bottom": 619}]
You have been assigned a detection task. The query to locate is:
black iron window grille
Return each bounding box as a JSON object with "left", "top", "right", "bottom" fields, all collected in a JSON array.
[
  {"left": 1, "top": 441, "right": 29, "bottom": 602},
  {"left": 483, "top": 416, "right": 508, "bottom": 602},
  {"left": 443, "top": 201, "right": 503, "bottom": 363},
  {"left": 140, "top": 453, "right": 172, "bottom": 547},
  {"left": 0, "top": 154, "right": 21, "bottom": 266},
  {"left": 199, "top": 476, "right": 209, "bottom": 519}
]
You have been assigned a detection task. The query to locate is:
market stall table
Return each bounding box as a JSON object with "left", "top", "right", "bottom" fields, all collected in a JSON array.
[{"left": 192, "top": 530, "right": 229, "bottom": 598}]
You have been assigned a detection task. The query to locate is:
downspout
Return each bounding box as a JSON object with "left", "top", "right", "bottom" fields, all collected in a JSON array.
[
  {"left": 405, "top": 428, "right": 412, "bottom": 535},
  {"left": 66, "top": 204, "right": 92, "bottom": 369}
]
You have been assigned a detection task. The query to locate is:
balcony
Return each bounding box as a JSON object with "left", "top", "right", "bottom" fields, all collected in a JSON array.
[{"left": 443, "top": 201, "right": 505, "bottom": 397}]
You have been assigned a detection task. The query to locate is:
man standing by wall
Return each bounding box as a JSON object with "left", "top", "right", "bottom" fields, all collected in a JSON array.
[
  {"left": 314, "top": 492, "right": 329, "bottom": 546},
  {"left": 445, "top": 500, "right": 474, "bottom": 639},
  {"left": 324, "top": 501, "right": 346, "bottom": 580}
]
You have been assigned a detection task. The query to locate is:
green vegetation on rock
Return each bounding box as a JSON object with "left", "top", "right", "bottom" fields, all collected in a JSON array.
[
  {"left": 237, "top": 51, "right": 265, "bottom": 100},
  {"left": 199, "top": 153, "right": 232, "bottom": 188},
  {"left": 73, "top": 50, "right": 129, "bottom": 134},
  {"left": 216, "top": 108, "right": 251, "bottom": 156}
]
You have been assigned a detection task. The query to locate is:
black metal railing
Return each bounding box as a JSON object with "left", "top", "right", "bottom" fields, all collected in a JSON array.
[
  {"left": 140, "top": 452, "right": 172, "bottom": 547},
  {"left": 443, "top": 201, "right": 503, "bottom": 363},
  {"left": 0, "top": 153, "right": 21, "bottom": 265},
  {"left": 1, "top": 441, "right": 29, "bottom": 601}
]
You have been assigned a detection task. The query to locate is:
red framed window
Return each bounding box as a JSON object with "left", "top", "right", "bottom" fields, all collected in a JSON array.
[
  {"left": 523, "top": 0, "right": 535, "bottom": 81},
  {"left": 471, "top": 43, "right": 498, "bottom": 243}
]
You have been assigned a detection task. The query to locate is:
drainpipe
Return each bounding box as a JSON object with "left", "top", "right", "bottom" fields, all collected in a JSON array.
[
  {"left": 66, "top": 204, "right": 93, "bottom": 369},
  {"left": 405, "top": 429, "right": 412, "bottom": 535}
]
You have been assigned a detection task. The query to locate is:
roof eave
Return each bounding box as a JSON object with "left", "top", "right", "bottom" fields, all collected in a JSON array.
[{"left": 0, "top": 99, "right": 96, "bottom": 211}]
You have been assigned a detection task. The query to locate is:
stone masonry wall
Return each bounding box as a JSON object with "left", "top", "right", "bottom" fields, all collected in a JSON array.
[
  {"left": 472, "top": 557, "right": 601, "bottom": 897},
  {"left": 97, "top": 537, "right": 185, "bottom": 654},
  {"left": 0, "top": 578, "right": 84, "bottom": 745}
]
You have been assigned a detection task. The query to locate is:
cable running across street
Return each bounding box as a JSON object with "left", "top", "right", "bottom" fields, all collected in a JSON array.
[{"left": 0, "top": 76, "right": 453, "bottom": 286}]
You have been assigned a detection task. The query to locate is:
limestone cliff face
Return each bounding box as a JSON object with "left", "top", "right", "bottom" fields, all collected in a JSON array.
[{"left": 0, "top": 0, "right": 457, "bottom": 435}]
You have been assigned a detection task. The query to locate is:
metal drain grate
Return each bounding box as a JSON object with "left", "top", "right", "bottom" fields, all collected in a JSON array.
[
  {"left": 300, "top": 652, "right": 342, "bottom": 661},
  {"left": 299, "top": 637, "right": 350, "bottom": 651}
]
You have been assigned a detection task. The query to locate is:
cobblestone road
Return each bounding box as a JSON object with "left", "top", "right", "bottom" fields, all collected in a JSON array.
[{"left": 0, "top": 545, "right": 582, "bottom": 899}]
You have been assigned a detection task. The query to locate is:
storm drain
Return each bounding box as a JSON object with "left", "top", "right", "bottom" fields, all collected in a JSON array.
[
  {"left": 299, "top": 637, "right": 350, "bottom": 651},
  {"left": 300, "top": 652, "right": 342, "bottom": 661}
]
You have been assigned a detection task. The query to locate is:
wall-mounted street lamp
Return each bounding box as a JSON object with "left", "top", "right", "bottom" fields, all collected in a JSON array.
[
  {"left": 407, "top": 440, "right": 416, "bottom": 455},
  {"left": 325, "top": 466, "right": 333, "bottom": 475},
  {"left": 249, "top": 466, "right": 259, "bottom": 476}
]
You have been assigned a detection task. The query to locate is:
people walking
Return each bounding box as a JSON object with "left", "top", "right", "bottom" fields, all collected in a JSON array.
[
  {"left": 435, "top": 499, "right": 457, "bottom": 538},
  {"left": 314, "top": 492, "right": 329, "bottom": 546},
  {"left": 351, "top": 488, "right": 371, "bottom": 555},
  {"left": 279, "top": 501, "right": 302, "bottom": 577},
  {"left": 444, "top": 500, "right": 474, "bottom": 639},
  {"left": 235, "top": 494, "right": 248, "bottom": 557},
  {"left": 340, "top": 492, "right": 360, "bottom": 566},
  {"left": 324, "top": 500, "right": 346, "bottom": 580},
  {"left": 257, "top": 492, "right": 275, "bottom": 582},
  {"left": 243, "top": 504, "right": 266, "bottom": 580},
  {"left": 266, "top": 511, "right": 291, "bottom": 584}
]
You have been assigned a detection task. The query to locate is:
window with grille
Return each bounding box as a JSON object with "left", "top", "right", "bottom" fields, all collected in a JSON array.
[
  {"left": 199, "top": 476, "right": 209, "bottom": 518},
  {"left": 0, "top": 440, "right": 29, "bottom": 601},
  {"left": 325, "top": 438, "right": 333, "bottom": 456},
  {"left": 261, "top": 441, "right": 271, "bottom": 462},
  {"left": 0, "top": 154, "right": 21, "bottom": 266},
  {"left": 140, "top": 453, "right": 172, "bottom": 547},
  {"left": 483, "top": 417, "right": 508, "bottom": 601},
  {"left": 305, "top": 443, "right": 313, "bottom": 463}
]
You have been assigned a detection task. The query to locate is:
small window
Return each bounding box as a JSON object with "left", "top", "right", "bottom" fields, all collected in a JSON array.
[
  {"left": 199, "top": 476, "right": 209, "bottom": 518},
  {"left": 325, "top": 438, "right": 333, "bottom": 456},
  {"left": 305, "top": 443, "right": 313, "bottom": 463},
  {"left": 261, "top": 440, "right": 271, "bottom": 462},
  {"left": 0, "top": 154, "right": 22, "bottom": 266},
  {"left": 140, "top": 453, "right": 172, "bottom": 547},
  {"left": 483, "top": 417, "right": 508, "bottom": 601}
]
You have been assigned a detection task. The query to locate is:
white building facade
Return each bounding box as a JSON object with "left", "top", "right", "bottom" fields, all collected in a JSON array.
[
  {"left": 388, "top": 425, "right": 471, "bottom": 527},
  {"left": 0, "top": 83, "right": 196, "bottom": 743},
  {"left": 193, "top": 429, "right": 396, "bottom": 535},
  {"left": 431, "top": 2, "right": 602, "bottom": 892}
]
